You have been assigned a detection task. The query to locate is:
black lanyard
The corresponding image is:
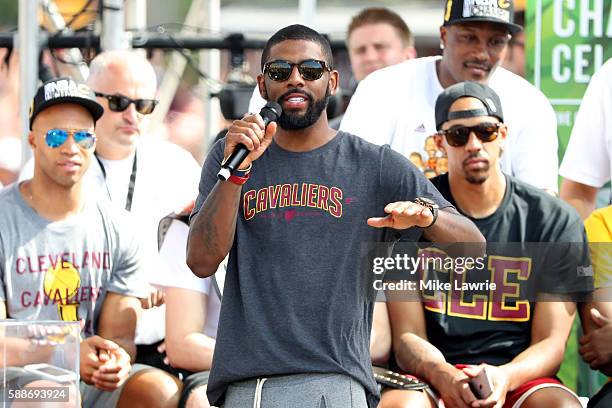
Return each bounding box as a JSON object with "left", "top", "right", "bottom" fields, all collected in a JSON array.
[{"left": 95, "top": 151, "right": 138, "bottom": 212}]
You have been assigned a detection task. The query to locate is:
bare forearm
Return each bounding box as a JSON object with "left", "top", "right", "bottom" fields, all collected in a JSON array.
[
  {"left": 370, "top": 303, "right": 391, "bottom": 365},
  {"left": 560, "top": 180, "right": 597, "bottom": 220},
  {"left": 423, "top": 209, "right": 485, "bottom": 244},
  {"left": 395, "top": 332, "right": 449, "bottom": 384},
  {"left": 97, "top": 294, "right": 139, "bottom": 362},
  {"left": 501, "top": 338, "right": 566, "bottom": 391},
  {"left": 166, "top": 333, "right": 215, "bottom": 372},
  {"left": 0, "top": 338, "right": 53, "bottom": 366},
  {"left": 187, "top": 181, "right": 242, "bottom": 278}
]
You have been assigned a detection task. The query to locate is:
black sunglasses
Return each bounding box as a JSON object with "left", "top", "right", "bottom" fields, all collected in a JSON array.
[
  {"left": 263, "top": 59, "right": 332, "bottom": 82},
  {"left": 440, "top": 123, "right": 501, "bottom": 147},
  {"left": 95, "top": 92, "right": 158, "bottom": 115}
]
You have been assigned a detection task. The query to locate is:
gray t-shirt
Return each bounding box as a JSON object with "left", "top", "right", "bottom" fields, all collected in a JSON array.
[
  {"left": 0, "top": 183, "right": 147, "bottom": 337},
  {"left": 193, "top": 132, "right": 452, "bottom": 407}
]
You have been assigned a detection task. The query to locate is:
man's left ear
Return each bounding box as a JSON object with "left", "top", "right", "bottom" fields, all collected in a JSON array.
[
  {"left": 433, "top": 134, "right": 446, "bottom": 153},
  {"left": 28, "top": 132, "right": 36, "bottom": 149},
  {"left": 256, "top": 74, "right": 268, "bottom": 99},
  {"left": 499, "top": 123, "right": 508, "bottom": 144},
  {"left": 329, "top": 71, "right": 339, "bottom": 96},
  {"left": 404, "top": 46, "right": 417, "bottom": 60}
]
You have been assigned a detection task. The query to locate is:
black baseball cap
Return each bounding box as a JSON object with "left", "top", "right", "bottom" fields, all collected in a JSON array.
[
  {"left": 29, "top": 77, "right": 104, "bottom": 130},
  {"left": 442, "top": 0, "right": 522, "bottom": 35},
  {"left": 435, "top": 81, "right": 504, "bottom": 130}
]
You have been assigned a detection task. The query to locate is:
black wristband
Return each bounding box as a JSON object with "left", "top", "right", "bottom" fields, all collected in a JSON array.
[
  {"left": 414, "top": 197, "right": 439, "bottom": 229},
  {"left": 424, "top": 207, "right": 438, "bottom": 229}
]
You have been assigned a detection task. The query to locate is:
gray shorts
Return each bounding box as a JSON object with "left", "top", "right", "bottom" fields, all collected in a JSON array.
[{"left": 223, "top": 373, "right": 368, "bottom": 408}]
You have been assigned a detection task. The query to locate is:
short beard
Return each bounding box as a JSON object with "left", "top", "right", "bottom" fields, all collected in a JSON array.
[
  {"left": 465, "top": 171, "right": 489, "bottom": 184},
  {"left": 463, "top": 154, "right": 490, "bottom": 184},
  {"left": 277, "top": 87, "right": 330, "bottom": 130}
]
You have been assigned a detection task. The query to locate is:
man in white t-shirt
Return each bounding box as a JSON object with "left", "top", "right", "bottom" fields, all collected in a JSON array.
[
  {"left": 340, "top": 0, "right": 559, "bottom": 193},
  {"left": 559, "top": 58, "right": 612, "bottom": 220},
  {"left": 85, "top": 51, "right": 202, "bottom": 405},
  {"left": 154, "top": 205, "right": 222, "bottom": 408}
]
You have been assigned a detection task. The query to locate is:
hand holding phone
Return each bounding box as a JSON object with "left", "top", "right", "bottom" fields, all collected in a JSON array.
[{"left": 468, "top": 366, "right": 493, "bottom": 399}]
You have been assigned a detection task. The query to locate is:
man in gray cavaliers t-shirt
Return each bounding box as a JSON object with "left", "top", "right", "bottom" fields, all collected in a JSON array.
[
  {"left": 188, "top": 25, "right": 484, "bottom": 408},
  {"left": 0, "top": 77, "right": 151, "bottom": 407},
  {"left": 0, "top": 185, "right": 145, "bottom": 335}
]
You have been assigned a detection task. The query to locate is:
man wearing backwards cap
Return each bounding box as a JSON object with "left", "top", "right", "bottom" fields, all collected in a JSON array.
[
  {"left": 0, "top": 77, "right": 153, "bottom": 407},
  {"left": 341, "top": 0, "right": 559, "bottom": 193},
  {"left": 382, "top": 82, "right": 589, "bottom": 408}
]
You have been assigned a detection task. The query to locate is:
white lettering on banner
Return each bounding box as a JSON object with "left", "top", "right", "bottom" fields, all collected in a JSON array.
[
  {"left": 580, "top": 0, "right": 603, "bottom": 37},
  {"left": 554, "top": 0, "right": 575, "bottom": 38},
  {"left": 552, "top": 44, "right": 572, "bottom": 82},
  {"left": 554, "top": 0, "right": 611, "bottom": 38},
  {"left": 552, "top": 43, "right": 604, "bottom": 84},
  {"left": 574, "top": 44, "right": 603, "bottom": 82},
  {"left": 556, "top": 111, "right": 572, "bottom": 127}
]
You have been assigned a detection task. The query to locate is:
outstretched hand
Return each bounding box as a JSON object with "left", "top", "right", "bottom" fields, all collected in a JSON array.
[{"left": 367, "top": 201, "right": 433, "bottom": 230}]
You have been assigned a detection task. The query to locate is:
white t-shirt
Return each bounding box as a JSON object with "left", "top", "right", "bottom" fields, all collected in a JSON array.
[
  {"left": 559, "top": 58, "right": 612, "bottom": 188},
  {"left": 340, "top": 56, "right": 559, "bottom": 192},
  {"left": 154, "top": 219, "right": 221, "bottom": 339},
  {"left": 96, "top": 152, "right": 137, "bottom": 208},
  {"left": 19, "top": 138, "right": 202, "bottom": 344},
  {"left": 248, "top": 86, "right": 266, "bottom": 114}
]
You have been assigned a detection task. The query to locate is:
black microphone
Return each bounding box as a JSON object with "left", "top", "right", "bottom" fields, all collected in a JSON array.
[{"left": 217, "top": 101, "right": 282, "bottom": 181}]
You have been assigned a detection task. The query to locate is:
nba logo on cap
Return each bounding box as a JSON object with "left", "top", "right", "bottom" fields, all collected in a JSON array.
[{"left": 443, "top": 0, "right": 522, "bottom": 34}]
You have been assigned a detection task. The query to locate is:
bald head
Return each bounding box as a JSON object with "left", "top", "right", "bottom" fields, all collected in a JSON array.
[{"left": 87, "top": 50, "right": 157, "bottom": 91}]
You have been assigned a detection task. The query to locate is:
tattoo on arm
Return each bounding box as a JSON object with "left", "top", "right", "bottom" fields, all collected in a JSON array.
[{"left": 193, "top": 182, "right": 241, "bottom": 257}]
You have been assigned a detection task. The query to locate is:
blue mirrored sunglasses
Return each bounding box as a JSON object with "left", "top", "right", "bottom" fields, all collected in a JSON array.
[{"left": 44, "top": 129, "right": 97, "bottom": 149}]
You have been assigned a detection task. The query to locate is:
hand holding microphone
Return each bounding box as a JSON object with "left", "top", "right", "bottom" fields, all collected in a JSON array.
[{"left": 218, "top": 101, "right": 282, "bottom": 181}]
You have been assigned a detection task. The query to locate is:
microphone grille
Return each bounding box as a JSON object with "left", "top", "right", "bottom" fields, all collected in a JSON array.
[{"left": 262, "top": 101, "right": 282, "bottom": 120}]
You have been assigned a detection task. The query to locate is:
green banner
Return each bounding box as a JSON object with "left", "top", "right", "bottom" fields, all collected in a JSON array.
[
  {"left": 526, "top": 0, "right": 611, "bottom": 159},
  {"left": 526, "top": 0, "right": 611, "bottom": 394}
]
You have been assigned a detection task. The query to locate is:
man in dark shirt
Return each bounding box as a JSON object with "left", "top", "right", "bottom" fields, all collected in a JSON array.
[
  {"left": 384, "top": 82, "right": 589, "bottom": 408},
  {"left": 186, "top": 25, "right": 484, "bottom": 408}
]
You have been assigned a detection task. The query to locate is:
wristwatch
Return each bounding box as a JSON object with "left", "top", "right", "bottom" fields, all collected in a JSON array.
[{"left": 414, "top": 197, "right": 439, "bottom": 229}]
